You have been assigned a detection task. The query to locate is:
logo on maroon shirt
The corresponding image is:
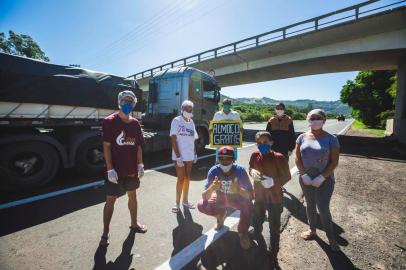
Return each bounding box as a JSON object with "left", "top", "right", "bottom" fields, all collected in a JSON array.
[{"left": 116, "top": 131, "right": 136, "bottom": 146}]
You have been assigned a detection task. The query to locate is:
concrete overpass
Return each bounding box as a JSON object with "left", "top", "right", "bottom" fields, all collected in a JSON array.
[{"left": 129, "top": 0, "right": 406, "bottom": 143}]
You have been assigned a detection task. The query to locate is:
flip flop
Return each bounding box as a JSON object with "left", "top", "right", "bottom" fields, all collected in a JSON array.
[
  {"left": 172, "top": 204, "right": 180, "bottom": 213},
  {"left": 182, "top": 202, "right": 195, "bottom": 209},
  {"left": 129, "top": 224, "right": 148, "bottom": 233}
]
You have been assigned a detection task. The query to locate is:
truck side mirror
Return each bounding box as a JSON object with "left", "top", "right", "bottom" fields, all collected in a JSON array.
[{"left": 149, "top": 82, "right": 158, "bottom": 103}]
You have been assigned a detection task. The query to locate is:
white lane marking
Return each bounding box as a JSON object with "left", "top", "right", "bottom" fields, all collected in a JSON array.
[
  {"left": 156, "top": 210, "right": 241, "bottom": 270},
  {"left": 154, "top": 120, "right": 351, "bottom": 269},
  {"left": 290, "top": 166, "right": 299, "bottom": 176},
  {"left": 0, "top": 180, "right": 105, "bottom": 210},
  {"left": 155, "top": 165, "right": 300, "bottom": 270},
  {"left": 0, "top": 143, "right": 257, "bottom": 210},
  {"left": 1, "top": 118, "right": 348, "bottom": 211},
  {"left": 337, "top": 120, "right": 354, "bottom": 135}
]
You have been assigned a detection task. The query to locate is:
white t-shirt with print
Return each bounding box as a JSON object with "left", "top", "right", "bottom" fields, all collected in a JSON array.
[
  {"left": 213, "top": 110, "right": 241, "bottom": 121},
  {"left": 170, "top": 116, "right": 199, "bottom": 161}
]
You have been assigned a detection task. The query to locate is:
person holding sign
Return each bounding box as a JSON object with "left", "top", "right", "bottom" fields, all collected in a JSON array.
[
  {"left": 249, "top": 131, "right": 291, "bottom": 264},
  {"left": 170, "top": 100, "right": 199, "bottom": 213},
  {"left": 197, "top": 146, "right": 253, "bottom": 249},
  {"left": 212, "top": 99, "right": 241, "bottom": 161},
  {"left": 266, "top": 102, "right": 295, "bottom": 159},
  {"left": 213, "top": 99, "right": 241, "bottom": 121}
]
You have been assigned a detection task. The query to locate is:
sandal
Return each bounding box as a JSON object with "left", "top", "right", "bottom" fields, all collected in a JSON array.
[
  {"left": 301, "top": 230, "right": 317, "bottom": 240},
  {"left": 172, "top": 204, "right": 180, "bottom": 213},
  {"left": 129, "top": 224, "right": 148, "bottom": 233},
  {"left": 99, "top": 234, "right": 109, "bottom": 247},
  {"left": 182, "top": 202, "right": 195, "bottom": 209}
]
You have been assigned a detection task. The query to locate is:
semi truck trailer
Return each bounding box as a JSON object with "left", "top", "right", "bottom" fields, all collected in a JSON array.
[{"left": 0, "top": 53, "right": 220, "bottom": 191}]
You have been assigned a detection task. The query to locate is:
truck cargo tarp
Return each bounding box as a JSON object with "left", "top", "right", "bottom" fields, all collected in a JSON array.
[{"left": 0, "top": 53, "right": 141, "bottom": 109}]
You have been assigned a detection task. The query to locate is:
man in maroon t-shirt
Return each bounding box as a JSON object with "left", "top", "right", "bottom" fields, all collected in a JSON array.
[{"left": 99, "top": 90, "right": 147, "bottom": 247}]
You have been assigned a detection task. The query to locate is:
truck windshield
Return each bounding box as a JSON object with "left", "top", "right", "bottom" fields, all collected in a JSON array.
[{"left": 203, "top": 79, "right": 218, "bottom": 102}]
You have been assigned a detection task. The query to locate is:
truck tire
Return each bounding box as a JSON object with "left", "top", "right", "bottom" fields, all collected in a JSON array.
[
  {"left": 74, "top": 137, "right": 104, "bottom": 176},
  {"left": 0, "top": 142, "right": 59, "bottom": 191},
  {"left": 196, "top": 128, "right": 208, "bottom": 153}
]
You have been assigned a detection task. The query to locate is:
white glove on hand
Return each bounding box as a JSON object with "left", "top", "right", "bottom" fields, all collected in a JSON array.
[
  {"left": 176, "top": 157, "right": 184, "bottom": 167},
  {"left": 301, "top": 174, "right": 312, "bottom": 186},
  {"left": 107, "top": 169, "right": 118, "bottom": 184},
  {"left": 138, "top": 164, "right": 144, "bottom": 179},
  {"left": 250, "top": 169, "right": 262, "bottom": 182},
  {"left": 261, "top": 175, "right": 275, "bottom": 188},
  {"left": 193, "top": 154, "right": 198, "bottom": 164},
  {"left": 312, "top": 174, "right": 326, "bottom": 188}
]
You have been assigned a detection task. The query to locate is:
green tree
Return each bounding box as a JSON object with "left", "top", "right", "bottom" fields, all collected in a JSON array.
[
  {"left": 340, "top": 70, "right": 396, "bottom": 127},
  {"left": 0, "top": 31, "right": 49, "bottom": 62}
]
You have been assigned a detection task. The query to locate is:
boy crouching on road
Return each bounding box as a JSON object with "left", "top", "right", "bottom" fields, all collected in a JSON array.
[
  {"left": 198, "top": 146, "right": 253, "bottom": 249},
  {"left": 249, "top": 131, "right": 291, "bottom": 264}
]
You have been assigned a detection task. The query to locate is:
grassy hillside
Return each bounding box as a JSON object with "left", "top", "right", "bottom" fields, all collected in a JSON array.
[{"left": 221, "top": 95, "right": 351, "bottom": 122}]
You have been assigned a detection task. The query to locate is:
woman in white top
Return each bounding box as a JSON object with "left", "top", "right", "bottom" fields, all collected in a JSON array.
[{"left": 170, "top": 100, "right": 199, "bottom": 213}]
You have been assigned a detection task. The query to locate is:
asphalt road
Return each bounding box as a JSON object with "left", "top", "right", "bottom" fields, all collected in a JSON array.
[
  {"left": 0, "top": 119, "right": 352, "bottom": 270},
  {"left": 244, "top": 119, "right": 350, "bottom": 134}
]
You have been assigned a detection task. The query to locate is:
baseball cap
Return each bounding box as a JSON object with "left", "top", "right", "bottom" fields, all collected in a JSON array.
[{"left": 218, "top": 146, "right": 235, "bottom": 158}]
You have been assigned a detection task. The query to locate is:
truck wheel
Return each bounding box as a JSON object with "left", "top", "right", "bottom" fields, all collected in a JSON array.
[
  {"left": 196, "top": 128, "right": 208, "bottom": 153},
  {"left": 0, "top": 142, "right": 59, "bottom": 191},
  {"left": 74, "top": 137, "right": 104, "bottom": 176}
]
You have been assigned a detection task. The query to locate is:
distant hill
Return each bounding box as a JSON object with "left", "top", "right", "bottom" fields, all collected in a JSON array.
[{"left": 222, "top": 95, "right": 351, "bottom": 115}]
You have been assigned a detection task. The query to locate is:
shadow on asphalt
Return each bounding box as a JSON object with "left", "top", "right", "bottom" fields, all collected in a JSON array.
[
  {"left": 0, "top": 185, "right": 107, "bottom": 237},
  {"left": 93, "top": 230, "right": 136, "bottom": 270},
  {"left": 170, "top": 207, "right": 204, "bottom": 269},
  {"left": 337, "top": 135, "right": 406, "bottom": 162},
  {"left": 283, "top": 190, "right": 359, "bottom": 270},
  {"left": 201, "top": 231, "right": 274, "bottom": 270}
]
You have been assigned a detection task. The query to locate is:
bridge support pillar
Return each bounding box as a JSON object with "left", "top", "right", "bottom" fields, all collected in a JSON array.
[{"left": 394, "top": 61, "right": 406, "bottom": 145}]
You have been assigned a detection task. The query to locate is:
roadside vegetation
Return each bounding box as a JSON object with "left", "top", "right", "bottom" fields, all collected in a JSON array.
[
  {"left": 341, "top": 70, "right": 397, "bottom": 133},
  {"left": 351, "top": 119, "right": 385, "bottom": 137},
  {"left": 227, "top": 103, "right": 340, "bottom": 122}
]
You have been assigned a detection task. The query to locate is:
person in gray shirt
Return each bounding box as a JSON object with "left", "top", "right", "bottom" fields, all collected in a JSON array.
[{"left": 294, "top": 109, "right": 340, "bottom": 251}]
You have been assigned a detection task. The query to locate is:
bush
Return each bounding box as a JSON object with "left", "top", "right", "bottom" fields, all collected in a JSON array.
[
  {"left": 377, "top": 110, "right": 395, "bottom": 128},
  {"left": 291, "top": 112, "right": 306, "bottom": 120}
]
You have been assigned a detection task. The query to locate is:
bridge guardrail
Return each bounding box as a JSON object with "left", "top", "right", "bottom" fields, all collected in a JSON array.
[{"left": 129, "top": 0, "right": 406, "bottom": 80}]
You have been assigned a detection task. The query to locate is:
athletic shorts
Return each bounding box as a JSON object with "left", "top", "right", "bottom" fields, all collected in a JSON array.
[{"left": 105, "top": 175, "right": 140, "bottom": 196}]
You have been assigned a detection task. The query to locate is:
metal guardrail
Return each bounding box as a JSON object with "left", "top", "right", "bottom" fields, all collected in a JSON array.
[{"left": 128, "top": 0, "right": 406, "bottom": 80}]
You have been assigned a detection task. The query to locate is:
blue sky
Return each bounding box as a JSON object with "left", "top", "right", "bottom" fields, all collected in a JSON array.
[{"left": 0, "top": 0, "right": 387, "bottom": 100}]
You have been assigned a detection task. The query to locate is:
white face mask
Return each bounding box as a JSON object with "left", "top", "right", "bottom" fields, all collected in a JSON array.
[
  {"left": 308, "top": 120, "right": 324, "bottom": 130},
  {"left": 219, "top": 163, "right": 233, "bottom": 173},
  {"left": 182, "top": 111, "right": 193, "bottom": 119},
  {"left": 275, "top": 109, "right": 284, "bottom": 116}
]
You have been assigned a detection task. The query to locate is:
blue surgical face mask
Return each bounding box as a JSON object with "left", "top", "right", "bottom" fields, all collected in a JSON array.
[
  {"left": 121, "top": 103, "right": 133, "bottom": 115},
  {"left": 258, "top": 144, "right": 271, "bottom": 155}
]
